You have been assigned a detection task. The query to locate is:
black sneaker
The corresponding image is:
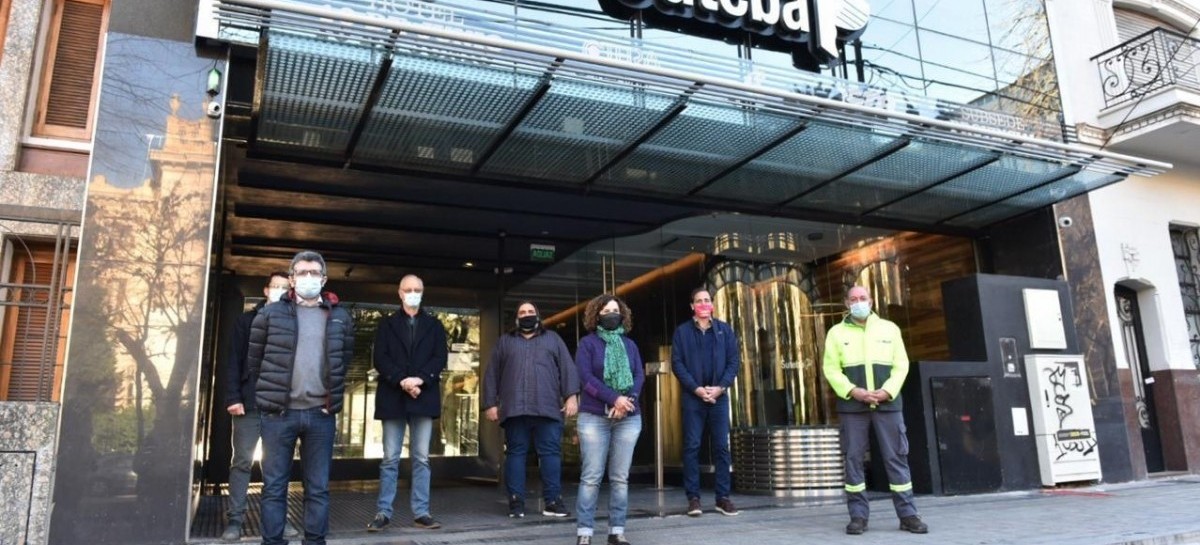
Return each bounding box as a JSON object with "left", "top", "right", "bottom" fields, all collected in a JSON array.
[
  {"left": 686, "top": 497, "right": 702, "bottom": 516},
  {"left": 715, "top": 497, "right": 739, "bottom": 516},
  {"left": 508, "top": 495, "right": 526, "bottom": 518},
  {"left": 900, "top": 515, "right": 928, "bottom": 534},
  {"left": 846, "top": 517, "right": 868, "bottom": 535},
  {"left": 543, "top": 498, "right": 569, "bottom": 517},
  {"left": 413, "top": 515, "right": 442, "bottom": 529},
  {"left": 220, "top": 521, "right": 242, "bottom": 542},
  {"left": 366, "top": 513, "right": 389, "bottom": 532},
  {"left": 607, "top": 534, "right": 632, "bottom": 545},
  {"left": 576, "top": 536, "right": 592, "bottom": 545}
]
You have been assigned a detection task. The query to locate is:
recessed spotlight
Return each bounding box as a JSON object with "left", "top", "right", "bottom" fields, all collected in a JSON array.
[{"left": 463, "top": 262, "right": 475, "bottom": 268}]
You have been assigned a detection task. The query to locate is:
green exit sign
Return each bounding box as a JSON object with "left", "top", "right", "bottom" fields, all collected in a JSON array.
[{"left": 530, "top": 243, "right": 556, "bottom": 262}]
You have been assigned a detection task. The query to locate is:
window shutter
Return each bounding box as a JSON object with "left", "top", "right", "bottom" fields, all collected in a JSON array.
[
  {"left": 0, "top": 246, "right": 74, "bottom": 402},
  {"left": 34, "top": 0, "right": 108, "bottom": 140},
  {"left": 1114, "top": 9, "right": 1177, "bottom": 42},
  {"left": 3, "top": 261, "right": 53, "bottom": 401}
]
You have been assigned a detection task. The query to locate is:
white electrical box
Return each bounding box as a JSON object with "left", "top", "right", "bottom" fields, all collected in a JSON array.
[
  {"left": 1023, "top": 289, "right": 1068, "bottom": 349},
  {"left": 1024, "top": 354, "right": 1102, "bottom": 486}
]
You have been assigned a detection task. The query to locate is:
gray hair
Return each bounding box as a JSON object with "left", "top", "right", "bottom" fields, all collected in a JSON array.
[{"left": 290, "top": 250, "right": 326, "bottom": 275}]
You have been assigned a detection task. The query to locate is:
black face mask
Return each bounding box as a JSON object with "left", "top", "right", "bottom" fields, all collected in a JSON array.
[
  {"left": 517, "top": 315, "right": 540, "bottom": 332},
  {"left": 599, "top": 313, "right": 623, "bottom": 331}
]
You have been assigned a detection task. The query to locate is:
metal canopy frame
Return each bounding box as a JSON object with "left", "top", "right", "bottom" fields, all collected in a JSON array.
[{"left": 212, "top": 0, "right": 1170, "bottom": 232}]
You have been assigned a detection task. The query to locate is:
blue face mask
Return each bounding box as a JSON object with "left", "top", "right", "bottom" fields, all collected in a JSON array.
[
  {"left": 294, "top": 277, "right": 322, "bottom": 299},
  {"left": 403, "top": 292, "right": 422, "bottom": 308},
  {"left": 849, "top": 301, "right": 872, "bottom": 320}
]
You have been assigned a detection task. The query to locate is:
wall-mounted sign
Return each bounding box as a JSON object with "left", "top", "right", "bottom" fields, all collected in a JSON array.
[{"left": 597, "top": 0, "right": 870, "bottom": 69}]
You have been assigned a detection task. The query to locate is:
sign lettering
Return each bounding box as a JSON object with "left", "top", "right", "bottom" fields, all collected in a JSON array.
[{"left": 599, "top": 0, "right": 870, "bottom": 66}]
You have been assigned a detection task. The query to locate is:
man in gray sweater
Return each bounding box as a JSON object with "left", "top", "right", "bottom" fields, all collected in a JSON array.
[{"left": 483, "top": 301, "right": 579, "bottom": 519}]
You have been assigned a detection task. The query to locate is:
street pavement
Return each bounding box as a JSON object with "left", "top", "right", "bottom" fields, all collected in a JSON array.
[{"left": 281, "top": 475, "right": 1200, "bottom": 545}]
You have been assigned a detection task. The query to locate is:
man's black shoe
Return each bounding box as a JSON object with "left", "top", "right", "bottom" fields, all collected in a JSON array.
[
  {"left": 366, "top": 513, "right": 389, "bottom": 532},
  {"left": 542, "top": 498, "right": 570, "bottom": 517},
  {"left": 846, "top": 517, "right": 868, "bottom": 535},
  {"left": 607, "top": 534, "right": 632, "bottom": 545},
  {"left": 900, "top": 516, "right": 928, "bottom": 534},
  {"left": 414, "top": 515, "right": 442, "bottom": 529},
  {"left": 220, "top": 521, "right": 242, "bottom": 542},
  {"left": 508, "top": 495, "right": 525, "bottom": 518}
]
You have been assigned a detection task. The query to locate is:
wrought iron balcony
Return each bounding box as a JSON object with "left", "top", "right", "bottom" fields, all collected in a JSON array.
[{"left": 1094, "top": 28, "right": 1200, "bottom": 109}]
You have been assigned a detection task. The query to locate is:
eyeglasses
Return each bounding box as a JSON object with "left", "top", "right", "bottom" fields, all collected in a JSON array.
[{"left": 291, "top": 269, "right": 324, "bottom": 278}]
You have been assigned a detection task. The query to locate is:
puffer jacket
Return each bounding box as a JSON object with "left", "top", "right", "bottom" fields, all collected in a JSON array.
[{"left": 247, "top": 290, "right": 353, "bottom": 414}]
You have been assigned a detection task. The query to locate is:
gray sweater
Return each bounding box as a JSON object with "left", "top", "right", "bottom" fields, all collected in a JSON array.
[{"left": 482, "top": 329, "right": 580, "bottom": 423}]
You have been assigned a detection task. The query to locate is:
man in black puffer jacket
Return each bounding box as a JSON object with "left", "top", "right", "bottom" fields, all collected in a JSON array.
[{"left": 246, "top": 251, "right": 353, "bottom": 545}]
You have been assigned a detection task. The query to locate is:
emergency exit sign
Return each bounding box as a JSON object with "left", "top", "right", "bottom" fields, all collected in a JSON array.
[{"left": 530, "top": 244, "right": 556, "bottom": 262}]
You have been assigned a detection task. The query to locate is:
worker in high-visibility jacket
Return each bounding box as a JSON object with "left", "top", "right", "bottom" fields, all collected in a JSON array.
[{"left": 822, "top": 285, "right": 929, "bottom": 536}]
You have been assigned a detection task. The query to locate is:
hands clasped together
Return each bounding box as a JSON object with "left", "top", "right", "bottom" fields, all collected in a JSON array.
[
  {"left": 400, "top": 377, "right": 424, "bottom": 399},
  {"left": 692, "top": 385, "right": 725, "bottom": 404},
  {"left": 849, "top": 387, "right": 892, "bottom": 405}
]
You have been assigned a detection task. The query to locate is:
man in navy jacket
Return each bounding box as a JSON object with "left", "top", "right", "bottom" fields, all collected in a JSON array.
[
  {"left": 368, "top": 275, "right": 448, "bottom": 532},
  {"left": 221, "top": 272, "right": 298, "bottom": 542},
  {"left": 671, "top": 287, "right": 741, "bottom": 518}
]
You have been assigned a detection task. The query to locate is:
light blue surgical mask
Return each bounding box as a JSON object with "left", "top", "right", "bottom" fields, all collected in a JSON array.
[
  {"left": 403, "top": 292, "right": 422, "bottom": 308},
  {"left": 267, "top": 287, "right": 287, "bottom": 303},
  {"left": 294, "top": 276, "right": 322, "bottom": 299},
  {"left": 849, "top": 301, "right": 872, "bottom": 320}
]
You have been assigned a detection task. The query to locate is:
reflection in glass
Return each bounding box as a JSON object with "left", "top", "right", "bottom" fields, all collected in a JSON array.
[
  {"left": 708, "top": 261, "right": 758, "bottom": 427},
  {"left": 334, "top": 304, "right": 481, "bottom": 459},
  {"left": 757, "top": 263, "right": 826, "bottom": 426}
]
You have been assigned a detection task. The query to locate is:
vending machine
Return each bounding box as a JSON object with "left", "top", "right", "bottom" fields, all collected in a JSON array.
[{"left": 1024, "top": 354, "right": 1102, "bottom": 486}]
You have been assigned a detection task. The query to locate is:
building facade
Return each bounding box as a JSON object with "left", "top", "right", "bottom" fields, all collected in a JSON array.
[
  {"left": 0, "top": 1, "right": 1195, "bottom": 544},
  {"left": 1048, "top": 0, "right": 1200, "bottom": 478}
]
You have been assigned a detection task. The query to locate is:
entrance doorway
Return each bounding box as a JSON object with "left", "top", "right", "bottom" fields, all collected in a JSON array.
[{"left": 1114, "top": 285, "right": 1166, "bottom": 473}]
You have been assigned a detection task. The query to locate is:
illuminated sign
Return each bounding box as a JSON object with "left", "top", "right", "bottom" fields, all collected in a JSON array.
[{"left": 598, "top": 0, "right": 870, "bottom": 69}]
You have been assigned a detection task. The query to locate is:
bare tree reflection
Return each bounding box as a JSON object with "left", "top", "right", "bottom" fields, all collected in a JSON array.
[{"left": 84, "top": 92, "right": 216, "bottom": 506}]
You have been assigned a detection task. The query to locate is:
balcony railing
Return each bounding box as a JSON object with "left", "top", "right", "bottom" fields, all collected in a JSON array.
[{"left": 1094, "top": 27, "right": 1200, "bottom": 108}]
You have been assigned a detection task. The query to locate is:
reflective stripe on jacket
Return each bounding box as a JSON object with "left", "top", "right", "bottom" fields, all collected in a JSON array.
[{"left": 821, "top": 313, "right": 909, "bottom": 413}]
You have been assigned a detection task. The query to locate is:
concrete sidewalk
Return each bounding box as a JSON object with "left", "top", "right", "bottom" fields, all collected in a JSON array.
[{"left": 287, "top": 475, "right": 1200, "bottom": 545}]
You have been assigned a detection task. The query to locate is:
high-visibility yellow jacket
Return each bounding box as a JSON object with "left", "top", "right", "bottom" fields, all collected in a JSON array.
[{"left": 822, "top": 313, "right": 909, "bottom": 413}]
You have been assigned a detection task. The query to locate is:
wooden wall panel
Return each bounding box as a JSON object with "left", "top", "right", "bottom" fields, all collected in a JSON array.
[{"left": 812, "top": 232, "right": 976, "bottom": 361}]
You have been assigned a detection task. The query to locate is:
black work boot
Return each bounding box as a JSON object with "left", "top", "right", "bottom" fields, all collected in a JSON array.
[
  {"left": 900, "top": 515, "right": 928, "bottom": 534},
  {"left": 846, "top": 517, "right": 868, "bottom": 535}
]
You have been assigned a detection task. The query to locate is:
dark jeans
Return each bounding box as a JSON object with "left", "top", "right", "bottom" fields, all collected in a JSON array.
[
  {"left": 681, "top": 395, "right": 731, "bottom": 501},
  {"left": 503, "top": 415, "right": 565, "bottom": 502},
  {"left": 260, "top": 408, "right": 335, "bottom": 545}
]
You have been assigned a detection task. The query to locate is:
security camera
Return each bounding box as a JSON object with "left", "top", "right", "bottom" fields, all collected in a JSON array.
[
  {"left": 1058, "top": 216, "right": 1074, "bottom": 228},
  {"left": 206, "top": 102, "right": 222, "bottom": 119}
]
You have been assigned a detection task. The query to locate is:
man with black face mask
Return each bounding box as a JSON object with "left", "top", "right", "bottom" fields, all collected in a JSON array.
[{"left": 483, "top": 301, "right": 580, "bottom": 519}]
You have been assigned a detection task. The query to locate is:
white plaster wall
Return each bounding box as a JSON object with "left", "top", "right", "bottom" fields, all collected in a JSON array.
[{"left": 1088, "top": 164, "right": 1200, "bottom": 372}]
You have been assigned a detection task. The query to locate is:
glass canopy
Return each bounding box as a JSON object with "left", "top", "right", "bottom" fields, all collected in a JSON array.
[{"left": 214, "top": 0, "right": 1167, "bottom": 232}]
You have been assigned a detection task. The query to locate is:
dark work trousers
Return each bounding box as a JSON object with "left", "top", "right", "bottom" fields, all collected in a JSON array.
[{"left": 839, "top": 410, "right": 918, "bottom": 520}]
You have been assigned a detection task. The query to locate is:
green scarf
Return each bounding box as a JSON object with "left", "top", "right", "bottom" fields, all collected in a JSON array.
[{"left": 597, "top": 326, "right": 633, "bottom": 394}]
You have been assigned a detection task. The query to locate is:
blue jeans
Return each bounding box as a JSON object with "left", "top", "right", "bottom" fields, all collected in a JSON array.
[
  {"left": 576, "top": 412, "right": 642, "bottom": 537},
  {"left": 502, "top": 415, "right": 565, "bottom": 502},
  {"left": 682, "top": 395, "right": 731, "bottom": 501},
  {"left": 260, "top": 408, "right": 335, "bottom": 545},
  {"left": 227, "top": 409, "right": 261, "bottom": 524},
  {"left": 376, "top": 415, "right": 434, "bottom": 519}
]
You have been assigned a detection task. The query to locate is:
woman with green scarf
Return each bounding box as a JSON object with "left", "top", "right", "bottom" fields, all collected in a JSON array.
[{"left": 573, "top": 294, "right": 645, "bottom": 545}]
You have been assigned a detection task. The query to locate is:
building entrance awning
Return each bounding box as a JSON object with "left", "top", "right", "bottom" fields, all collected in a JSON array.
[{"left": 209, "top": 0, "right": 1169, "bottom": 232}]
